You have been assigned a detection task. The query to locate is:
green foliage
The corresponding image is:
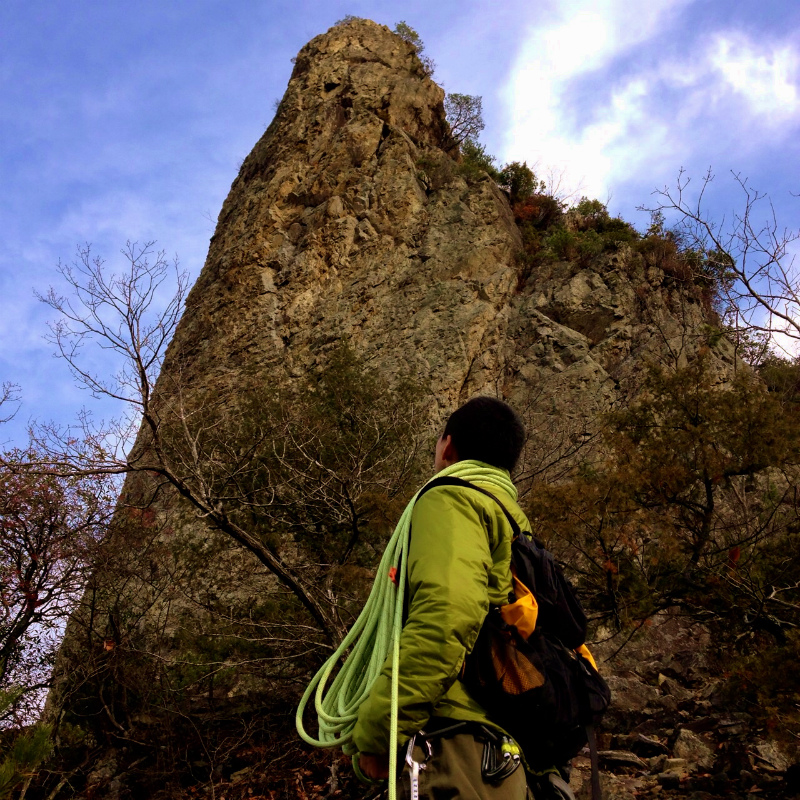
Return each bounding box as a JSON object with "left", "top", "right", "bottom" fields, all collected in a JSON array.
[
  {"left": 458, "top": 141, "right": 501, "bottom": 183},
  {"left": 704, "top": 247, "right": 737, "bottom": 285},
  {"left": 574, "top": 197, "right": 610, "bottom": 222},
  {"left": 333, "top": 14, "right": 365, "bottom": 26},
  {"left": 541, "top": 228, "right": 603, "bottom": 264},
  {"left": 0, "top": 688, "right": 51, "bottom": 798},
  {"left": 393, "top": 20, "right": 422, "bottom": 48},
  {"left": 393, "top": 21, "right": 435, "bottom": 75},
  {"left": 543, "top": 228, "right": 578, "bottom": 260},
  {"left": 722, "top": 629, "right": 800, "bottom": 731},
  {"left": 256, "top": 343, "right": 429, "bottom": 566},
  {"left": 444, "top": 93, "right": 485, "bottom": 145},
  {"left": 598, "top": 216, "right": 640, "bottom": 247},
  {"left": 759, "top": 355, "right": 800, "bottom": 405},
  {"left": 646, "top": 209, "right": 666, "bottom": 237},
  {"left": 570, "top": 198, "right": 639, "bottom": 246},
  {"left": 499, "top": 161, "right": 544, "bottom": 204}
]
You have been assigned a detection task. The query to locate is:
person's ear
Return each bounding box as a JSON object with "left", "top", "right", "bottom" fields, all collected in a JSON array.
[{"left": 441, "top": 435, "right": 459, "bottom": 465}]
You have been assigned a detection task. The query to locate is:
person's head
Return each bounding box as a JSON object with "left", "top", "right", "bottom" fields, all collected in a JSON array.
[{"left": 434, "top": 396, "right": 525, "bottom": 473}]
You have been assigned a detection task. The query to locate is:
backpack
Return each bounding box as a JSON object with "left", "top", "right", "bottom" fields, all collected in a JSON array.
[{"left": 415, "top": 477, "right": 611, "bottom": 790}]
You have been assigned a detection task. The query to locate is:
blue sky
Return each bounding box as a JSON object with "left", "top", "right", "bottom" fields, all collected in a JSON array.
[{"left": 1, "top": 0, "right": 799, "bottom": 445}]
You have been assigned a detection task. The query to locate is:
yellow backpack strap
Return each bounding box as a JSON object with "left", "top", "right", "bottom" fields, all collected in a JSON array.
[{"left": 576, "top": 643, "right": 598, "bottom": 671}]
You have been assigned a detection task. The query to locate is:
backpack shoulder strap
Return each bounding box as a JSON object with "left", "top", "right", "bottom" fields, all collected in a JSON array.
[{"left": 415, "top": 476, "right": 522, "bottom": 538}]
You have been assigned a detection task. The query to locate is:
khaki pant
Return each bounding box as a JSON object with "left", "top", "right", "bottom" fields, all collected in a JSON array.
[{"left": 397, "top": 733, "right": 529, "bottom": 800}]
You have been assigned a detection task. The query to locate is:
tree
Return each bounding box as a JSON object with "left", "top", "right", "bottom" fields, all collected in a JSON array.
[
  {"left": 499, "top": 161, "right": 545, "bottom": 205},
  {"left": 532, "top": 354, "right": 800, "bottom": 635},
  {"left": 31, "top": 238, "right": 429, "bottom": 672},
  {"left": 444, "top": 93, "right": 485, "bottom": 146},
  {"left": 0, "top": 385, "right": 19, "bottom": 427},
  {"left": 647, "top": 169, "right": 800, "bottom": 356},
  {"left": 458, "top": 140, "right": 500, "bottom": 182},
  {"left": 35, "top": 239, "right": 432, "bottom": 641},
  {"left": 0, "top": 454, "right": 113, "bottom": 715}
]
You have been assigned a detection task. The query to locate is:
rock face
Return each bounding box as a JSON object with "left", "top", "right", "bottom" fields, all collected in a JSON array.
[
  {"left": 50, "top": 18, "right": 746, "bottom": 798},
  {"left": 172, "top": 18, "right": 520, "bottom": 416},
  {"left": 166, "top": 18, "right": 731, "bottom": 422}
]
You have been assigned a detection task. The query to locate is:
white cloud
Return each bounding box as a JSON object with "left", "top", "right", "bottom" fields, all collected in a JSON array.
[
  {"left": 502, "top": 2, "right": 800, "bottom": 204},
  {"left": 710, "top": 33, "right": 800, "bottom": 121},
  {"left": 502, "top": 0, "right": 693, "bottom": 199}
]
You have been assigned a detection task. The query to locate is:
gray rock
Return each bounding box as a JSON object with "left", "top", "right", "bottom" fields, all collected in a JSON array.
[
  {"left": 657, "top": 770, "right": 683, "bottom": 789},
  {"left": 572, "top": 769, "right": 643, "bottom": 800},
  {"left": 649, "top": 755, "right": 667, "bottom": 773},
  {"left": 598, "top": 750, "right": 649, "bottom": 772},
  {"left": 754, "top": 740, "right": 790, "bottom": 771},
  {"left": 673, "top": 729, "right": 715, "bottom": 771},
  {"left": 618, "top": 733, "right": 669, "bottom": 758},
  {"left": 604, "top": 675, "right": 660, "bottom": 716},
  {"left": 739, "top": 769, "right": 757, "bottom": 788}
]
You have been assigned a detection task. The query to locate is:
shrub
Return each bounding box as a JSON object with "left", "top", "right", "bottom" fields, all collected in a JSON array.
[
  {"left": 574, "top": 197, "right": 610, "bottom": 225},
  {"left": 598, "top": 216, "right": 639, "bottom": 246},
  {"left": 499, "top": 162, "right": 544, "bottom": 204},
  {"left": 333, "top": 14, "right": 365, "bottom": 26},
  {"left": 759, "top": 356, "right": 800, "bottom": 405},
  {"left": 531, "top": 356, "right": 800, "bottom": 633},
  {"left": 393, "top": 21, "right": 435, "bottom": 76},
  {"left": 544, "top": 228, "right": 578, "bottom": 261},
  {"left": 458, "top": 141, "right": 500, "bottom": 183},
  {"left": 0, "top": 689, "right": 51, "bottom": 798},
  {"left": 542, "top": 228, "right": 603, "bottom": 264},
  {"left": 513, "top": 194, "right": 564, "bottom": 230},
  {"left": 722, "top": 630, "right": 800, "bottom": 732},
  {"left": 576, "top": 230, "right": 604, "bottom": 262}
]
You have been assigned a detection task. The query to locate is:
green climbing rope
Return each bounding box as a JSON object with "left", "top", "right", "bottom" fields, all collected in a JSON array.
[{"left": 295, "top": 460, "right": 517, "bottom": 799}]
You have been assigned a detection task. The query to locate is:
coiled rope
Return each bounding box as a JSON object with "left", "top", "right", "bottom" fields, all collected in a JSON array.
[{"left": 295, "top": 460, "right": 517, "bottom": 800}]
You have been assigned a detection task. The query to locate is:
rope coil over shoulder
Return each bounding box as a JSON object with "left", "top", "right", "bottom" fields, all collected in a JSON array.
[{"left": 295, "top": 461, "right": 518, "bottom": 800}]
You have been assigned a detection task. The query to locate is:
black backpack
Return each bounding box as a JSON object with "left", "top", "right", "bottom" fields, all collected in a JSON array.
[{"left": 415, "top": 477, "right": 610, "bottom": 789}]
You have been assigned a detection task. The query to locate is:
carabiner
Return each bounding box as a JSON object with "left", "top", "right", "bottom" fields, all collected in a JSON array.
[
  {"left": 481, "top": 736, "right": 521, "bottom": 783},
  {"left": 405, "top": 733, "right": 433, "bottom": 800}
]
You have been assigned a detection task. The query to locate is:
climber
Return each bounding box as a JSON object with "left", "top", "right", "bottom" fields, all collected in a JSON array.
[{"left": 353, "top": 396, "right": 530, "bottom": 799}]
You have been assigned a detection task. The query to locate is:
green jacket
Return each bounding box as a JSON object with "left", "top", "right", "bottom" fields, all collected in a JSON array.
[{"left": 352, "top": 469, "right": 531, "bottom": 755}]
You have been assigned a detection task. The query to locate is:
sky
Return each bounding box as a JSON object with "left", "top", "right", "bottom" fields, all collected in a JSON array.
[{"left": 1, "top": 0, "right": 799, "bottom": 446}]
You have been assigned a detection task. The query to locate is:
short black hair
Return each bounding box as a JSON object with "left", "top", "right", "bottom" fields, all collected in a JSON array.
[{"left": 443, "top": 396, "right": 525, "bottom": 471}]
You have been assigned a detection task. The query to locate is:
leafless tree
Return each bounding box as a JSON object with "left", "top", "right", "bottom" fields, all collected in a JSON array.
[
  {"left": 30, "top": 241, "right": 428, "bottom": 649},
  {"left": 647, "top": 168, "right": 800, "bottom": 357},
  {"left": 0, "top": 383, "right": 20, "bottom": 423}
]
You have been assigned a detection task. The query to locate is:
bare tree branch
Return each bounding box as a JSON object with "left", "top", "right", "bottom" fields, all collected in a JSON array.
[{"left": 645, "top": 169, "right": 800, "bottom": 356}]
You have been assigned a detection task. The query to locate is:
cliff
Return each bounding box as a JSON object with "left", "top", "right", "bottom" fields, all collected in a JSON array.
[{"left": 157, "top": 19, "right": 729, "bottom": 418}]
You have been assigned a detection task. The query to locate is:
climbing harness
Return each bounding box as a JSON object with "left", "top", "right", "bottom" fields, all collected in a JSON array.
[{"left": 295, "top": 460, "right": 518, "bottom": 800}]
